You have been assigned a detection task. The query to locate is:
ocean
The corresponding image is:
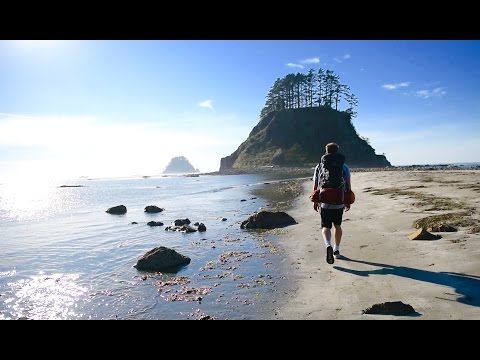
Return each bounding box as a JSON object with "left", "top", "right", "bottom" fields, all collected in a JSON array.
[{"left": 0, "top": 173, "right": 299, "bottom": 320}]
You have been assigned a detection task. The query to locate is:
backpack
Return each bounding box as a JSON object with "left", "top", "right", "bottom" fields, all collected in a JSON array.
[{"left": 319, "top": 152, "right": 345, "bottom": 189}]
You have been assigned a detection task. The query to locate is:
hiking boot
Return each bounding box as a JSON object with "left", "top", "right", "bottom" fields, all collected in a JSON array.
[
  {"left": 334, "top": 250, "right": 340, "bottom": 259},
  {"left": 326, "top": 245, "right": 334, "bottom": 264}
]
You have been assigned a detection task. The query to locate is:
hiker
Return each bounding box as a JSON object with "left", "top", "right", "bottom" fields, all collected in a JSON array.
[{"left": 312, "top": 142, "right": 351, "bottom": 264}]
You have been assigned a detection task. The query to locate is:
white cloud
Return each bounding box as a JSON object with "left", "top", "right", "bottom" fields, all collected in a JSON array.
[
  {"left": 382, "top": 82, "right": 410, "bottom": 90},
  {"left": 343, "top": 54, "right": 351, "bottom": 59},
  {"left": 197, "top": 99, "right": 214, "bottom": 110},
  {"left": 286, "top": 63, "right": 304, "bottom": 69},
  {"left": 415, "top": 87, "right": 447, "bottom": 99},
  {"left": 0, "top": 112, "right": 35, "bottom": 119},
  {"left": 300, "top": 57, "right": 320, "bottom": 64},
  {"left": 0, "top": 112, "right": 256, "bottom": 181},
  {"left": 334, "top": 57, "right": 342, "bottom": 63}
]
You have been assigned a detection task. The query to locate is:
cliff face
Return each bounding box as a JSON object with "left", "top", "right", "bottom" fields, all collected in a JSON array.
[
  {"left": 163, "top": 156, "right": 199, "bottom": 174},
  {"left": 220, "top": 107, "right": 391, "bottom": 171}
]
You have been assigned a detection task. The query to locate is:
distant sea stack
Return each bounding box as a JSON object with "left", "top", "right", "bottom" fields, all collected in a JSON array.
[{"left": 163, "top": 156, "right": 200, "bottom": 174}]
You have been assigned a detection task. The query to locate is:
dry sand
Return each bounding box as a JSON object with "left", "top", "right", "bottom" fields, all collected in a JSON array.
[{"left": 275, "top": 170, "right": 480, "bottom": 319}]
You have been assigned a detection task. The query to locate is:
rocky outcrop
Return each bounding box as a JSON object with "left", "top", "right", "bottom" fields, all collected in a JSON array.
[
  {"left": 241, "top": 210, "right": 297, "bottom": 229},
  {"left": 134, "top": 246, "right": 191, "bottom": 272},
  {"left": 145, "top": 205, "right": 164, "bottom": 213},
  {"left": 220, "top": 107, "right": 391, "bottom": 171},
  {"left": 147, "top": 221, "right": 164, "bottom": 227},
  {"left": 106, "top": 205, "right": 127, "bottom": 215}
]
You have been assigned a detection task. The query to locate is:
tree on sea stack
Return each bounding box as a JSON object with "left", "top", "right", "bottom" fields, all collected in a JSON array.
[{"left": 260, "top": 68, "right": 358, "bottom": 119}]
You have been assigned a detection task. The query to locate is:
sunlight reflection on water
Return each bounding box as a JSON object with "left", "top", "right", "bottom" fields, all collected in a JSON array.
[
  {"left": 3, "top": 273, "right": 87, "bottom": 320},
  {"left": 0, "top": 180, "right": 80, "bottom": 222}
]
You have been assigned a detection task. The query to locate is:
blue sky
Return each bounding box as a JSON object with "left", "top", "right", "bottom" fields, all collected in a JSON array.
[{"left": 0, "top": 40, "right": 479, "bottom": 181}]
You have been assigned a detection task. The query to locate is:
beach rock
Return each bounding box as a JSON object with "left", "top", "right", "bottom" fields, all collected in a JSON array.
[
  {"left": 165, "top": 225, "right": 197, "bottom": 233},
  {"left": 174, "top": 218, "right": 191, "bottom": 226},
  {"left": 197, "top": 223, "right": 207, "bottom": 232},
  {"left": 362, "top": 301, "right": 417, "bottom": 316},
  {"left": 144, "top": 205, "right": 164, "bottom": 213},
  {"left": 241, "top": 210, "right": 297, "bottom": 229},
  {"left": 131, "top": 222, "right": 138, "bottom": 225},
  {"left": 106, "top": 205, "right": 127, "bottom": 215},
  {"left": 147, "top": 221, "right": 164, "bottom": 227},
  {"left": 427, "top": 223, "right": 457, "bottom": 232},
  {"left": 408, "top": 228, "right": 441, "bottom": 240},
  {"left": 180, "top": 225, "right": 197, "bottom": 233},
  {"left": 134, "top": 246, "right": 191, "bottom": 272}
]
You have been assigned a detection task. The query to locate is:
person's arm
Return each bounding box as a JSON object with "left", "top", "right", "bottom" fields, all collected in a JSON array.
[
  {"left": 313, "top": 164, "right": 319, "bottom": 191},
  {"left": 313, "top": 165, "right": 319, "bottom": 211},
  {"left": 344, "top": 164, "right": 351, "bottom": 211}
]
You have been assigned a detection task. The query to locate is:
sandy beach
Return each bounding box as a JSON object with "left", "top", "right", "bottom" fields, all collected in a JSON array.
[{"left": 273, "top": 170, "right": 480, "bottom": 319}]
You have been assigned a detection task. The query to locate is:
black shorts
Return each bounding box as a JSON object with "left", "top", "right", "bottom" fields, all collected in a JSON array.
[{"left": 320, "top": 207, "right": 344, "bottom": 229}]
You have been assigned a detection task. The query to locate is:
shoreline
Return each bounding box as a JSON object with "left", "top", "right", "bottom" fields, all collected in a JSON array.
[
  {"left": 203, "top": 163, "right": 480, "bottom": 177},
  {"left": 259, "top": 169, "right": 480, "bottom": 319}
]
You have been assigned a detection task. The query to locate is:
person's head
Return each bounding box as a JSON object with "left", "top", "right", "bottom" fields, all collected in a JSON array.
[{"left": 325, "top": 142, "right": 339, "bottom": 154}]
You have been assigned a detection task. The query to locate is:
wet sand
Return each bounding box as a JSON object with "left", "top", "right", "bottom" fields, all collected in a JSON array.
[{"left": 271, "top": 170, "right": 480, "bottom": 319}]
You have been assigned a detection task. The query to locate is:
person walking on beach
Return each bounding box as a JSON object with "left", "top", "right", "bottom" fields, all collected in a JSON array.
[{"left": 313, "top": 142, "right": 351, "bottom": 264}]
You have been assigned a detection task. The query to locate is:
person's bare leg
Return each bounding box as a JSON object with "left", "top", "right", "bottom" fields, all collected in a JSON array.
[
  {"left": 322, "top": 227, "right": 332, "bottom": 247},
  {"left": 333, "top": 225, "right": 342, "bottom": 248},
  {"left": 333, "top": 225, "right": 342, "bottom": 257}
]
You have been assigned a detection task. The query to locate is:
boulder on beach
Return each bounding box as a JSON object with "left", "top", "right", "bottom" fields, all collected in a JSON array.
[
  {"left": 362, "top": 301, "right": 417, "bottom": 316},
  {"left": 106, "top": 205, "right": 127, "bottom": 215},
  {"left": 241, "top": 210, "right": 297, "bottom": 229},
  {"left": 134, "top": 246, "right": 191, "bottom": 272},
  {"left": 408, "top": 228, "right": 441, "bottom": 240}
]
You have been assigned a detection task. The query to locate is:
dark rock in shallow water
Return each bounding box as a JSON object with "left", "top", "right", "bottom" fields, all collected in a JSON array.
[
  {"left": 197, "top": 223, "right": 207, "bottom": 232},
  {"left": 241, "top": 210, "right": 296, "bottom": 229},
  {"left": 134, "top": 246, "right": 191, "bottom": 272},
  {"left": 174, "top": 218, "right": 191, "bottom": 226},
  {"left": 362, "top": 301, "right": 417, "bottom": 316},
  {"left": 165, "top": 225, "right": 197, "bottom": 233},
  {"left": 147, "top": 221, "right": 164, "bottom": 227},
  {"left": 106, "top": 205, "right": 127, "bottom": 215},
  {"left": 145, "top": 205, "right": 164, "bottom": 213},
  {"left": 58, "top": 185, "right": 85, "bottom": 188}
]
